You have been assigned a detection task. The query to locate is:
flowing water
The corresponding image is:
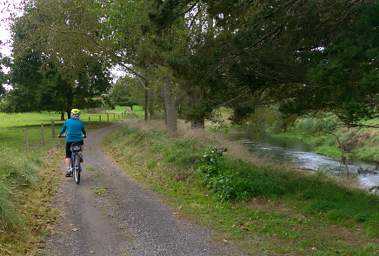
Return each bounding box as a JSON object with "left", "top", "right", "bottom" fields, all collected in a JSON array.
[{"left": 240, "top": 137, "right": 379, "bottom": 191}]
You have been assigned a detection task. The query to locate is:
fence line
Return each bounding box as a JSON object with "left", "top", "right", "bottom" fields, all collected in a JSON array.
[
  {"left": 19, "top": 112, "right": 130, "bottom": 150},
  {"left": 23, "top": 129, "right": 29, "bottom": 151},
  {"left": 40, "top": 124, "right": 45, "bottom": 145}
]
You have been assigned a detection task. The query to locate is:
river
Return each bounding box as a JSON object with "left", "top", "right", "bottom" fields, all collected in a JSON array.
[{"left": 240, "top": 137, "right": 379, "bottom": 191}]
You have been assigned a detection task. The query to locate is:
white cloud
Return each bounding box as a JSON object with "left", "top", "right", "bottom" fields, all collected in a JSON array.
[
  {"left": 0, "top": 0, "right": 24, "bottom": 57},
  {"left": 110, "top": 64, "right": 127, "bottom": 83}
]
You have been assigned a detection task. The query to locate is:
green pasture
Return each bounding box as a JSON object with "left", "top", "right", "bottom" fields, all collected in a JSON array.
[{"left": 0, "top": 107, "right": 142, "bottom": 129}]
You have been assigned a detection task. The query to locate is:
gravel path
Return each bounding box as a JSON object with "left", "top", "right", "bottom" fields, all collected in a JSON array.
[{"left": 44, "top": 124, "right": 246, "bottom": 256}]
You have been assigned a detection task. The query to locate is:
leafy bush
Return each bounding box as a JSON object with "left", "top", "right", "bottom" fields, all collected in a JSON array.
[{"left": 197, "top": 147, "right": 286, "bottom": 201}]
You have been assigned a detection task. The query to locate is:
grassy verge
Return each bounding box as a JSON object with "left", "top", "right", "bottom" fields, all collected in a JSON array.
[
  {"left": 0, "top": 148, "right": 62, "bottom": 255},
  {"left": 104, "top": 127, "right": 379, "bottom": 256}
]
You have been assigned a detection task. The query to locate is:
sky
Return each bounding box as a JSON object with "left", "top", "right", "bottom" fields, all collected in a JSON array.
[{"left": 0, "top": 0, "right": 24, "bottom": 57}]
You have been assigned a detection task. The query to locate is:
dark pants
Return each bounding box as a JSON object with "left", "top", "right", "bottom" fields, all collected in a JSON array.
[{"left": 65, "top": 141, "right": 84, "bottom": 158}]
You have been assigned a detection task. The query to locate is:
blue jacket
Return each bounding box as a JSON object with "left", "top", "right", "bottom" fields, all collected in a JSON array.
[{"left": 59, "top": 118, "right": 86, "bottom": 142}]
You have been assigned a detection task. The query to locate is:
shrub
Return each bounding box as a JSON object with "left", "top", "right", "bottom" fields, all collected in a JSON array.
[
  {"left": 197, "top": 148, "right": 287, "bottom": 201},
  {"left": 195, "top": 146, "right": 379, "bottom": 236}
]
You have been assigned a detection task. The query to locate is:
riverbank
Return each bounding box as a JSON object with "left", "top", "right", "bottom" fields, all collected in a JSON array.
[
  {"left": 269, "top": 126, "right": 379, "bottom": 164},
  {"left": 213, "top": 111, "right": 379, "bottom": 164},
  {"left": 103, "top": 120, "right": 379, "bottom": 255}
]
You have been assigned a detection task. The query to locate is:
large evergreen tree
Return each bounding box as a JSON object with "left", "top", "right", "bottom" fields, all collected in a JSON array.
[{"left": 149, "top": 0, "right": 379, "bottom": 125}]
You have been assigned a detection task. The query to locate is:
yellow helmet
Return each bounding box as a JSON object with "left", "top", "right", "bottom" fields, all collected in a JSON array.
[{"left": 71, "top": 108, "right": 80, "bottom": 115}]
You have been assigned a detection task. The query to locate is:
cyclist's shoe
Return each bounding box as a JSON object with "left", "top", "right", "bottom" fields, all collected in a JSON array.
[{"left": 65, "top": 168, "right": 72, "bottom": 177}]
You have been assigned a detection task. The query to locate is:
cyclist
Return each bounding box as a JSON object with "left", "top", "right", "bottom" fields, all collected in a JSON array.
[{"left": 59, "top": 109, "right": 87, "bottom": 177}]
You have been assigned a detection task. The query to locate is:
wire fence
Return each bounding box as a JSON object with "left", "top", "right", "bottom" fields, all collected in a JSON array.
[{"left": 18, "top": 112, "right": 129, "bottom": 151}]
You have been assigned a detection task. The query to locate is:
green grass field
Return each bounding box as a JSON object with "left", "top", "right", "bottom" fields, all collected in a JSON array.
[{"left": 104, "top": 127, "right": 379, "bottom": 255}]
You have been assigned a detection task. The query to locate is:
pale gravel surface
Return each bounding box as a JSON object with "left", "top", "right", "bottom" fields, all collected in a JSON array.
[{"left": 44, "top": 124, "right": 248, "bottom": 256}]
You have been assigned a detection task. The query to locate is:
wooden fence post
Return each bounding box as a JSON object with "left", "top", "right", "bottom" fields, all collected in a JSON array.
[
  {"left": 107, "top": 113, "right": 109, "bottom": 122},
  {"left": 113, "top": 113, "right": 116, "bottom": 120},
  {"left": 51, "top": 121, "right": 56, "bottom": 138},
  {"left": 40, "top": 124, "right": 45, "bottom": 145},
  {"left": 24, "top": 129, "right": 29, "bottom": 151},
  {"left": 88, "top": 115, "right": 91, "bottom": 121},
  {"left": 99, "top": 115, "right": 102, "bottom": 122}
]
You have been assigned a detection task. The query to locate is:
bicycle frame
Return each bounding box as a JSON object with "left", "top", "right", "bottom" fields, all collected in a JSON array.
[{"left": 70, "top": 143, "right": 82, "bottom": 184}]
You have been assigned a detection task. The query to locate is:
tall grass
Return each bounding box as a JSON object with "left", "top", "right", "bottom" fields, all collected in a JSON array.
[
  {"left": 0, "top": 147, "right": 41, "bottom": 231},
  {"left": 0, "top": 143, "right": 42, "bottom": 230}
]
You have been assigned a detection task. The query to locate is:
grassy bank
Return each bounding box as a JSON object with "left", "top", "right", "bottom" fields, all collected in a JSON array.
[
  {"left": 104, "top": 126, "right": 379, "bottom": 255},
  {"left": 270, "top": 125, "right": 379, "bottom": 163},
  {"left": 0, "top": 148, "right": 62, "bottom": 255},
  {"left": 270, "top": 131, "right": 343, "bottom": 159},
  {"left": 211, "top": 108, "right": 379, "bottom": 163}
]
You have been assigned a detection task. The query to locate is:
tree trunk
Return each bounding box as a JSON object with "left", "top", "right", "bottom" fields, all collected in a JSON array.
[
  {"left": 148, "top": 89, "right": 155, "bottom": 119},
  {"left": 66, "top": 111, "right": 71, "bottom": 119},
  {"left": 144, "top": 88, "right": 149, "bottom": 121},
  {"left": 60, "top": 112, "right": 65, "bottom": 121},
  {"left": 161, "top": 78, "right": 177, "bottom": 135},
  {"left": 189, "top": 87, "right": 205, "bottom": 129}
]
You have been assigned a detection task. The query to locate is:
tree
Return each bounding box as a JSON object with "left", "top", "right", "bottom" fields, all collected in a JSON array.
[
  {"left": 100, "top": 0, "right": 185, "bottom": 132},
  {"left": 279, "top": 3, "right": 379, "bottom": 126},
  {"left": 11, "top": 0, "right": 378, "bottom": 131},
  {"left": 149, "top": 0, "right": 379, "bottom": 126},
  {"left": 109, "top": 79, "right": 131, "bottom": 107},
  {"left": 7, "top": 0, "right": 111, "bottom": 118}
]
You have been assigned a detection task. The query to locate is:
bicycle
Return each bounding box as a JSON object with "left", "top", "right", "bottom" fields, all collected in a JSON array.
[
  {"left": 69, "top": 142, "right": 83, "bottom": 184},
  {"left": 59, "top": 136, "right": 85, "bottom": 184}
]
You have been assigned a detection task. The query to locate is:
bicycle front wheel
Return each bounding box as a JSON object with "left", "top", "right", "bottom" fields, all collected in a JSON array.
[{"left": 74, "top": 156, "right": 81, "bottom": 184}]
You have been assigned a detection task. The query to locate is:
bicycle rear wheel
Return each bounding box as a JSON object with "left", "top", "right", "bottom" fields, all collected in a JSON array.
[{"left": 73, "top": 155, "right": 81, "bottom": 184}]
